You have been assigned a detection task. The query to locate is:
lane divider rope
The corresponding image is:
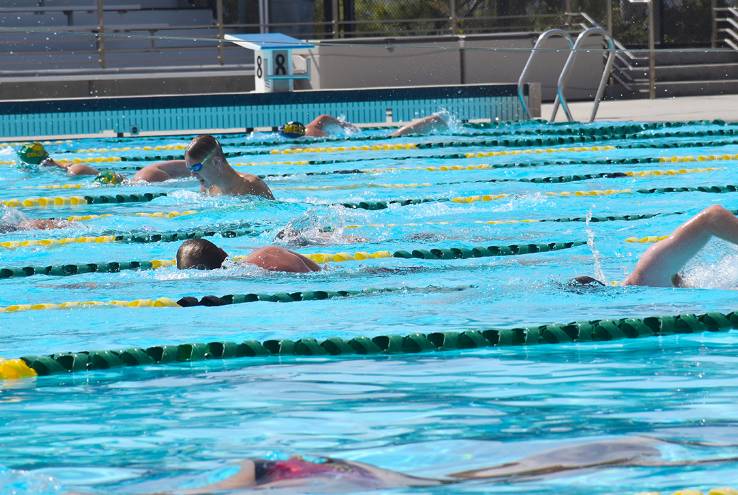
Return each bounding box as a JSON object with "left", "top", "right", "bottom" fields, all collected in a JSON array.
[
  {"left": 274, "top": 168, "right": 721, "bottom": 191},
  {"left": 344, "top": 211, "right": 671, "bottom": 230},
  {"left": 626, "top": 235, "right": 670, "bottom": 243},
  {"left": 0, "top": 223, "right": 262, "bottom": 250},
  {"left": 0, "top": 192, "right": 165, "bottom": 209},
  {"left": 0, "top": 285, "right": 458, "bottom": 315},
  {"left": 0, "top": 241, "right": 585, "bottom": 279},
  {"left": 5, "top": 307, "right": 738, "bottom": 379},
  {"left": 66, "top": 120, "right": 712, "bottom": 153},
  {"left": 339, "top": 183, "right": 738, "bottom": 210}
]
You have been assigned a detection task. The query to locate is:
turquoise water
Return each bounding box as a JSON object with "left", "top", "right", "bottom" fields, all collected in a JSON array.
[{"left": 2, "top": 120, "right": 738, "bottom": 493}]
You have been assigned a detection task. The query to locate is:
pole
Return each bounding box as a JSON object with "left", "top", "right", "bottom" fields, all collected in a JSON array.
[
  {"left": 711, "top": 0, "right": 718, "bottom": 48},
  {"left": 216, "top": 0, "right": 224, "bottom": 65},
  {"left": 258, "top": 0, "right": 269, "bottom": 34},
  {"left": 450, "top": 0, "right": 458, "bottom": 35},
  {"left": 332, "top": 0, "right": 339, "bottom": 38},
  {"left": 607, "top": 0, "right": 613, "bottom": 36},
  {"left": 647, "top": 0, "right": 656, "bottom": 99},
  {"left": 96, "top": 0, "right": 105, "bottom": 68},
  {"left": 564, "top": 0, "right": 572, "bottom": 27}
]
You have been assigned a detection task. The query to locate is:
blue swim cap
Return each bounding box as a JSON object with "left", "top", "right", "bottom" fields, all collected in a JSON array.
[{"left": 279, "top": 121, "right": 306, "bottom": 138}]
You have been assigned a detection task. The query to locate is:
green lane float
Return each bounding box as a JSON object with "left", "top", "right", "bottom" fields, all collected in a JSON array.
[
  {"left": 4, "top": 308, "right": 738, "bottom": 380},
  {"left": 0, "top": 241, "right": 586, "bottom": 279}
]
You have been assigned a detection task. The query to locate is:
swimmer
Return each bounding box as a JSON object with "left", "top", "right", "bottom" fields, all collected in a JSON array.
[
  {"left": 0, "top": 207, "right": 72, "bottom": 233},
  {"left": 185, "top": 135, "right": 274, "bottom": 198},
  {"left": 575, "top": 205, "right": 738, "bottom": 288},
  {"left": 280, "top": 112, "right": 451, "bottom": 139},
  {"left": 180, "top": 456, "right": 442, "bottom": 493},
  {"left": 64, "top": 437, "right": 738, "bottom": 494},
  {"left": 18, "top": 142, "right": 189, "bottom": 184},
  {"left": 176, "top": 238, "right": 319, "bottom": 273}
]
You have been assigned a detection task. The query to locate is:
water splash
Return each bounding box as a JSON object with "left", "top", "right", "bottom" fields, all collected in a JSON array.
[{"left": 585, "top": 209, "right": 607, "bottom": 284}]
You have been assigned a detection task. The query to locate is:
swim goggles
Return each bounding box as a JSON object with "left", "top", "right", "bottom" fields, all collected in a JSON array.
[
  {"left": 17, "top": 142, "right": 49, "bottom": 165},
  {"left": 188, "top": 149, "right": 216, "bottom": 173},
  {"left": 279, "top": 121, "right": 306, "bottom": 138}
]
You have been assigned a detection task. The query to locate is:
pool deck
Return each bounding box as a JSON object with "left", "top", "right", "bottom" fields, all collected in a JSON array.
[{"left": 543, "top": 94, "right": 738, "bottom": 123}]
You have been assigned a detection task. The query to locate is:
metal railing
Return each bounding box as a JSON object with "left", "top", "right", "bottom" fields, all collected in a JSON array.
[
  {"left": 517, "top": 29, "right": 574, "bottom": 119},
  {"left": 551, "top": 27, "right": 616, "bottom": 123},
  {"left": 714, "top": 7, "right": 738, "bottom": 50}
]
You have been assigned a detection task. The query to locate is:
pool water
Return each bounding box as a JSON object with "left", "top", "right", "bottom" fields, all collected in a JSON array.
[{"left": 2, "top": 120, "right": 738, "bottom": 494}]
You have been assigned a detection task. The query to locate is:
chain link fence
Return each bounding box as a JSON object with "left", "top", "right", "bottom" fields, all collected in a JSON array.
[{"left": 215, "top": 0, "right": 726, "bottom": 46}]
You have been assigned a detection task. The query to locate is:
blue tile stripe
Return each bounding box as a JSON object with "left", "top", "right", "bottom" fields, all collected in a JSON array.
[{"left": 0, "top": 84, "right": 528, "bottom": 138}]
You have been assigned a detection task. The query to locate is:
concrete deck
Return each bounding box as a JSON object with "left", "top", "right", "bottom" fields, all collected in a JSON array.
[{"left": 543, "top": 94, "right": 738, "bottom": 122}]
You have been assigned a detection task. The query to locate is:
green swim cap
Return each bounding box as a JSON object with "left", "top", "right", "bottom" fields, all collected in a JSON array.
[
  {"left": 18, "top": 142, "right": 49, "bottom": 165},
  {"left": 94, "top": 170, "right": 125, "bottom": 185}
]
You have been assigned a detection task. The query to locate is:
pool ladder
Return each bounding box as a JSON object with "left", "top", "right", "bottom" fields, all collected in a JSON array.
[{"left": 517, "top": 27, "right": 616, "bottom": 123}]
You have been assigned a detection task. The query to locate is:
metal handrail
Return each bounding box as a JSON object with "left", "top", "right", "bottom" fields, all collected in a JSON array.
[
  {"left": 517, "top": 28, "right": 574, "bottom": 119},
  {"left": 551, "top": 27, "right": 616, "bottom": 123},
  {"left": 715, "top": 7, "right": 738, "bottom": 50}
]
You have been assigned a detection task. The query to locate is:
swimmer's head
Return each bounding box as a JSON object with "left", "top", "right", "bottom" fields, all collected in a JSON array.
[
  {"left": 185, "top": 135, "right": 224, "bottom": 187},
  {"left": 94, "top": 170, "right": 125, "bottom": 185},
  {"left": 570, "top": 275, "right": 605, "bottom": 286},
  {"left": 176, "top": 239, "right": 228, "bottom": 270},
  {"left": 279, "top": 121, "right": 306, "bottom": 139},
  {"left": 17, "top": 142, "right": 49, "bottom": 165}
]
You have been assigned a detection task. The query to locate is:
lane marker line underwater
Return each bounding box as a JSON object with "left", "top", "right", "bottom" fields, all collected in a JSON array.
[
  {"left": 4, "top": 308, "right": 738, "bottom": 380},
  {"left": 0, "top": 241, "right": 586, "bottom": 279}
]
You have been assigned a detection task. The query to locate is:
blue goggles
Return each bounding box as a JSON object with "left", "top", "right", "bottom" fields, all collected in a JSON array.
[{"left": 188, "top": 149, "right": 216, "bottom": 173}]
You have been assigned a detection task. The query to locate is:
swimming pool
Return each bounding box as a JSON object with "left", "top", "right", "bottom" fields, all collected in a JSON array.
[{"left": 2, "top": 119, "right": 738, "bottom": 494}]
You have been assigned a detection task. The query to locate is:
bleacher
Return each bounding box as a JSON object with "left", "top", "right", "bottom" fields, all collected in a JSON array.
[{"left": 0, "top": 0, "right": 254, "bottom": 96}]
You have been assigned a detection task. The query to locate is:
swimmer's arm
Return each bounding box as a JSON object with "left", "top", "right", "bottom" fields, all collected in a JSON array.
[
  {"left": 305, "top": 114, "right": 358, "bottom": 137},
  {"left": 293, "top": 251, "right": 321, "bottom": 272},
  {"left": 180, "top": 461, "right": 256, "bottom": 494},
  {"left": 238, "top": 174, "right": 274, "bottom": 199},
  {"left": 625, "top": 205, "right": 738, "bottom": 287},
  {"left": 390, "top": 113, "right": 449, "bottom": 137},
  {"left": 343, "top": 460, "right": 444, "bottom": 487},
  {"left": 42, "top": 158, "right": 99, "bottom": 176},
  {"left": 133, "top": 160, "right": 189, "bottom": 183}
]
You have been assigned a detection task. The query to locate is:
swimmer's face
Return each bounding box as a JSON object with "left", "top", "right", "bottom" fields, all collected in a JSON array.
[{"left": 186, "top": 148, "right": 217, "bottom": 186}]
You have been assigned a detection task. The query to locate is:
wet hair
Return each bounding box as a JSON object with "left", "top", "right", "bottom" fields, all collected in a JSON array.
[
  {"left": 185, "top": 134, "right": 222, "bottom": 162},
  {"left": 176, "top": 239, "right": 228, "bottom": 270},
  {"left": 570, "top": 275, "right": 605, "bottom": 286}
]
